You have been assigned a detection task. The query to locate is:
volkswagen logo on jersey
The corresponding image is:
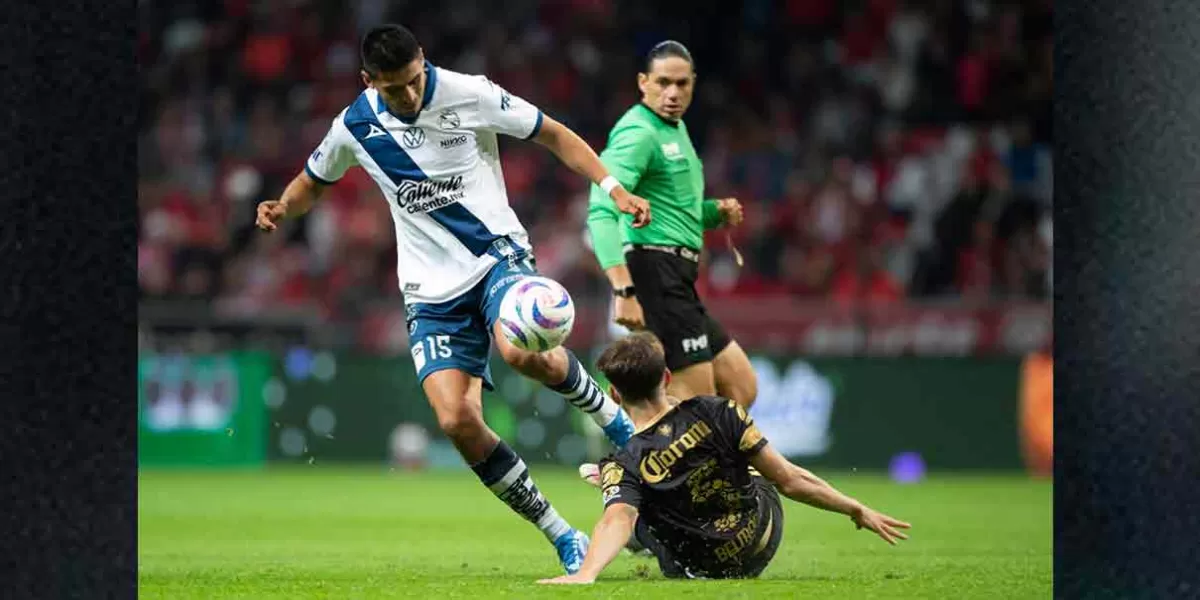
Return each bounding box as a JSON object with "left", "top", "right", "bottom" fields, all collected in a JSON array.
[
  {"left": 402, "top": 127, "right": 426, "bottom": 149},
  {"left": 438, "top": 110, "right": 460, "bottom": 130}
]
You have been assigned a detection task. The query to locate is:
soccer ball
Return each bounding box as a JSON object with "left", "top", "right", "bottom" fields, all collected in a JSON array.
[{"left": 497, "top": 276, "right": 575, "bottom": 352}]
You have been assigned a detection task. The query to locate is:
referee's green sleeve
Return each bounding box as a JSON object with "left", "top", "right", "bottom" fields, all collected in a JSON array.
[
  {"left": 587, "top": 124, "right": 655, "bottom": 269},
  {"left": 701, "top": 199, "right": 723, "bottom": 230}
]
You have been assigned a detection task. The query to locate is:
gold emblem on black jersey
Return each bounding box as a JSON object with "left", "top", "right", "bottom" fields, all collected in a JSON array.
[
  {"left": 713, "top": 511, "right": 741, "bottom": 533},
  {"left": 600, "top": 462, "right": 625, "bottom": 488},
  {"left": 714, "top": 511, "right": 761, "bottom": 563},
  {"left": 730, "top": 400, "right": 751, "bottom": 423},
  {"left": 739, "top": 423, "right": 764, "bottom": 452},
  {"left": 657, "top": 423, "right": 672, "bottom": 437}
]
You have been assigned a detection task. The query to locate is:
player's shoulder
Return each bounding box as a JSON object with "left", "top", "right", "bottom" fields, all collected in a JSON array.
[
  {"left": 679, "top": 394, "right": 747, "bottom": 424},
  {"left": 611, "top": 106, "right": 656, "bottom": 133},
  {"left": 614, "top": 103, "right": 650, "bottom": 123},
  {"left": 338, "top": 89, "right": 379, "bottom": 127},
  {"left": 430, "top": 66, "right": 494, "bottom": 100},
  {"left": 678, "top": 394, "right": 732, "bottom": 412},
  {"left": 606, "top": 107, "right": 657, "bottom": 144}
]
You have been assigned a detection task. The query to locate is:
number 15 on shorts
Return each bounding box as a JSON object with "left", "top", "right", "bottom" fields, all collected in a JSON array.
[{"left": 412, "top": 335, "right": 453, "bottom": 372}]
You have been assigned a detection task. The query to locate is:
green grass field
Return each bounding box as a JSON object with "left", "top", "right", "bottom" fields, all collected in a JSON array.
[{"left": 139, "top": 467, "right": 1051, "bottom": 599}]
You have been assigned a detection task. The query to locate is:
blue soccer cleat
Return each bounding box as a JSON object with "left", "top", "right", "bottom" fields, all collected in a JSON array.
[
  {"left": 601, "top": 409, "right": 635, "bottom": 447},
  {"left": 553, "top": 528, "right": 591, "bottom": 574}
]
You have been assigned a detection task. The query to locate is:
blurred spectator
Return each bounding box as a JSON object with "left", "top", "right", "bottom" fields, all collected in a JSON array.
[
  {"left": 139, "top": 0, "right": 1051, "bottom": 321},
  {"left": 831, "top": 244, "right": 905, "bottom": 306}
]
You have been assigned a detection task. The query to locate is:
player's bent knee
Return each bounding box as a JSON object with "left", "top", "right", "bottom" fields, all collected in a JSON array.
[
  {"left": 496, "top": 336, "right": 564, "bottom": 382},
  {"left": 497, "top": 341, "right": 537, "bottom": 370},
  {"left": 435, "top": 401, "right": 486, "bottom": 440}
]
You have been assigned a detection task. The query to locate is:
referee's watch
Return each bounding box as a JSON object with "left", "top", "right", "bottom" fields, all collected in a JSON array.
[{"left": 613, "top": 286, "right": 637, "bottom": 298}]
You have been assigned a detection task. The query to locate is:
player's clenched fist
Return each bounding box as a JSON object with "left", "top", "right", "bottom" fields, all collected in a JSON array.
[
  {"left": 612, "top": 188, "right": 651, "bottom": 228},
  {"left": 717, "top": 197, "right": 744, "bottom": 227},
  {"left": 255, "top": 200, "right": 288, "bottom": 232}
]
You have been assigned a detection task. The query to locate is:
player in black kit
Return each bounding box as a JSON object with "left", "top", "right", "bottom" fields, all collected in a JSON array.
[{"left": 538, "top": 332, "right": 911, "bottom": 584}]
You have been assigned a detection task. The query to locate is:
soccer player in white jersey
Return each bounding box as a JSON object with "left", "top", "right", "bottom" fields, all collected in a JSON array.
[{"left": 254, "top": 24, "right": 652, "bottom": 574}]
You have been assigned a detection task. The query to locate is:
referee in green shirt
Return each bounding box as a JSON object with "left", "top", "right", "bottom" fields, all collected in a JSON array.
[{"left": 586, "top": 41, "right": 758, "bottom": 409}]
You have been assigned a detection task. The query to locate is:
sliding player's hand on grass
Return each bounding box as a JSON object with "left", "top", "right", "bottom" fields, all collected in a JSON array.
[
  {"left": 852, "top": 506, "right": 912, "bottom": 545},
  {"left": 612, "top": 188, "right": 651, "bottom": 228},
  {"left": 537, "top": 573, "right": 595, "bottom": 585}
]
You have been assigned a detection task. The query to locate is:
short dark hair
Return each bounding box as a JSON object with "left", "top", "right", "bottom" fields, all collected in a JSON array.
[
  {"left": 596, "top": 332, "right": 668, "bottom": 404},
  {"left": 643, "top": 40, "right": 694, "bottom": 74},
  {"left": 361, "top": 24, "right": 421, "bottom": 77}
]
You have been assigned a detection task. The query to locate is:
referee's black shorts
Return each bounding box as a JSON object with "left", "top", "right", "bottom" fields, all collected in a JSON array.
[{"left": 624, "top": 245, "right": 732, "bottom": 371}]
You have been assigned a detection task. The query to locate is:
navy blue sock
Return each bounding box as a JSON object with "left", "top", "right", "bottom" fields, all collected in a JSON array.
[{"left": 470, "top": 440, "right": 571, "bottom": 542}]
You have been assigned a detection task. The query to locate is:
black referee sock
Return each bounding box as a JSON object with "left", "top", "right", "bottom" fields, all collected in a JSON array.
[{"left": 470, "top": 440, "right": 572, "bottom": 543}]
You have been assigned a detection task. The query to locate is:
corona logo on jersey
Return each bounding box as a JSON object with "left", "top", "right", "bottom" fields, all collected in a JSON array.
[
  {"left": 394, "top": 175, "right": 466, "bottom": 214},
  {"left": 639, "top": 419, "right": 714, "bottom": 483}
]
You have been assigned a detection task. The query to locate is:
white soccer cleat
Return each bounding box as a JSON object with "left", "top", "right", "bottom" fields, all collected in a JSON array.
[{"left": 578, "top": 463, "right": 601, "bottom": 488}]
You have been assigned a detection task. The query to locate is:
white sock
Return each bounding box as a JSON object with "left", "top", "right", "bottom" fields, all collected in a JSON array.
[{"left": 548, "top": 350, "right": 622, "bottom": 428}]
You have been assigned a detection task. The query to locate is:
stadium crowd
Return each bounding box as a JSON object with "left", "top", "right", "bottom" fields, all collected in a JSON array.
[{"left": 139, "top": 0, "right": 1052, "bottom": 321}]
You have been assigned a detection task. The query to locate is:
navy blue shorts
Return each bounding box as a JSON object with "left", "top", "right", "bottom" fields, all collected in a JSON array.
[{"left": 405, "top": 252, "right": 538, "bottom": 391}]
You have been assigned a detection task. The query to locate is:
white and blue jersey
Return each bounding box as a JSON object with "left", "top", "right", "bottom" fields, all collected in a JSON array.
[
  {"left": 304, "top": 61, "right": 549, "bottom": 388},
  {"left": 305, "top": 61, "right": 545, "bottom": 305}
]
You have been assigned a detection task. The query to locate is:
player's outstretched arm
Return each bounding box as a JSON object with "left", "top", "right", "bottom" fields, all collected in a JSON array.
[
  {"left": 537, "top": 504, "right": 638, "bottom": 585},
  {"left": 532, "top": 117, "right": 650, "bottom": 228},
  {"left": 584, "top": 123, "right": 656, "bottom": 329},
  {"left": 750, "top": 444, "right": 912, "bottom": 545},
  {"left": 255, "top": 170, "right": 329, "bottom": 232}
]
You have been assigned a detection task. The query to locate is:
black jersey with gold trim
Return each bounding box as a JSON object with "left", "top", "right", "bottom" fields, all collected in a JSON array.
[{"left": 599, "top": 395, "right": 774, "bottom": 575}]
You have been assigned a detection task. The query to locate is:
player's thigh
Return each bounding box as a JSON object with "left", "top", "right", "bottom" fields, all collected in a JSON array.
[
  {"left": 479, "top": 253, "right": 540, "bottom": 328},
  {"left": 479, "top": 253, "right": 551, "bottom": 367},
  {"left": 740, "top": 488, "right": 785, "bottom": 578},
  {"left": 634, "top": 520, "right": 689, "bottom": 579},
  {"left": 667, "top": 361, "right": 716, "bottom": 400},
  {"left": 711, "top": 340, "right": 758, "bottom": 409}
]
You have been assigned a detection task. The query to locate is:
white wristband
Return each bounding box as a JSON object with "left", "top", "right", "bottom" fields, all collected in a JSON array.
[{"left": 599, "top": 175, "right": 621, "bottom": 195}]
